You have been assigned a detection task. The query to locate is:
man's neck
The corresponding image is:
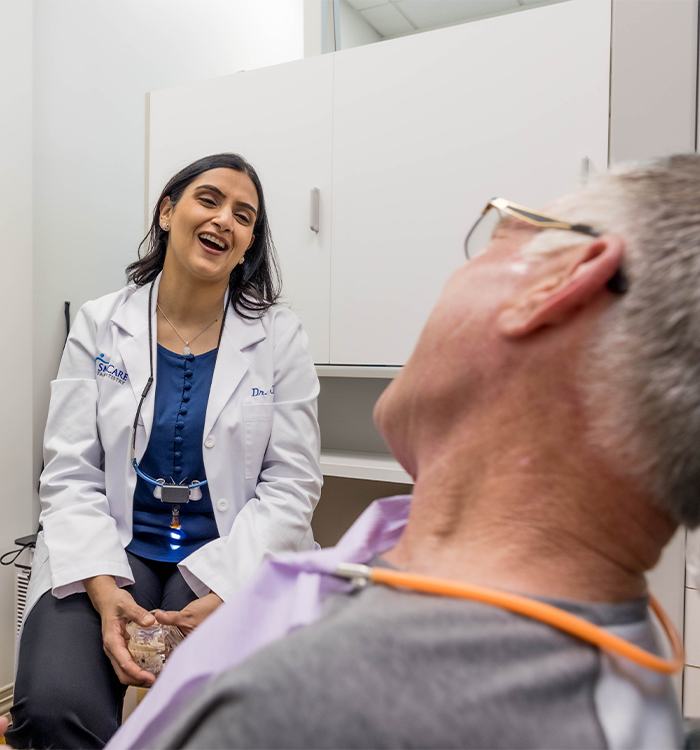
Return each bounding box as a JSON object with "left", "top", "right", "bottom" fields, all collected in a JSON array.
[{"left": 384, "top": 446, "right": 675, "bottom": 603}]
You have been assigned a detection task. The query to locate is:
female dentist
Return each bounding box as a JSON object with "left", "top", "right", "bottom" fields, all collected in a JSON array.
[{"left": 8, "top": 153, "right": 322, "bottom": 749}]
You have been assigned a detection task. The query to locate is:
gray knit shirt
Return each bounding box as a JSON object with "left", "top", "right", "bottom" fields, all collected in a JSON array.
[{"left": 153, "top": 584, "right": 682, "bottom": 749}]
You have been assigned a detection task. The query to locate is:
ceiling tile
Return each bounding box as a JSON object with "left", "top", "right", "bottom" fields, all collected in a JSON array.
[
  {"left": 396, "top": 0, "right": 519, "bottom": 30},
  {"left": 361, "top": 3, "right": 417, "bottom": 36}
]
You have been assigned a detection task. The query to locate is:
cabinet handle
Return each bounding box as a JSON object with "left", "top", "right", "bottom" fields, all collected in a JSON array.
[
  {"left": 580, "top": 156, "right": 592, "bottom": 185},
  {"left": 310, "top": 188, "right": 320, "bottom": 233}
]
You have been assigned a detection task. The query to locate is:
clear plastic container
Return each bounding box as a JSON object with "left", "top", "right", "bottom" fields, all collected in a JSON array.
[{"left": 126, "top": 621, "right": 185, "bottom": 675}]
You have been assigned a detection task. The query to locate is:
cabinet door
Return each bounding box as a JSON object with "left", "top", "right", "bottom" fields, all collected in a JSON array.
[
  {"left": 330, "top": 0, "right": 611, "bottom": 365},
  {"left": 148, "top": 55, "right": 334, "bottom": 362}
]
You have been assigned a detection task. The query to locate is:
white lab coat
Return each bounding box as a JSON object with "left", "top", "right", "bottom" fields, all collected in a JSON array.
[{"left": 26, "top": 274, "right": 322, "bottom": 620}]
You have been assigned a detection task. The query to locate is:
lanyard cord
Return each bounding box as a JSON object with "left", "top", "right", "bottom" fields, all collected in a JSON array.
[
  {"left": 335, "top": 564, "right": 684, "bottom": 675},
  {"left": 129, "top": 279, "right": 231, "bottom": 472}
]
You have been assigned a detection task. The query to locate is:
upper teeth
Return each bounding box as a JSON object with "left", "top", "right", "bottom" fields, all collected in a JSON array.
[{"left": 200, "top": 233, "right": 226, "bottom": 250}]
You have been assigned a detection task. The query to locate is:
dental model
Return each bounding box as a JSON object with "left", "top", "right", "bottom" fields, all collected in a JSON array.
[{"left": 126, "top": 621, "right": 185, "bottom": 675}]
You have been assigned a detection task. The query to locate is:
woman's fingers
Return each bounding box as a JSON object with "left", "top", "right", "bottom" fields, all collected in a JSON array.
[
  {"left": 91, "top": 589, "right": 158, "bottom": 686},
  {"left": 154, "top": 594, "right": 221, "bottom": 635},
  {"left": 152, "top": 608, "right": 181, "bottom": 626},
  {"left": 104, "top": 632, "right": 156, "bottom": 687},
  {"left": 154, "top": 608, "right": 194, "bottom": 636},
  {"left": 103, "top": 616, "right": 156, "bottom": 686},
  {"left": 118, "top": 596, "right": 156, "bottom": 628}
]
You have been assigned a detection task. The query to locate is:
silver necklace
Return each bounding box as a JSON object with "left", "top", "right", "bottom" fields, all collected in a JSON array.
[{"left": 157, "top": 304, "right": 220, "bottom": 356}]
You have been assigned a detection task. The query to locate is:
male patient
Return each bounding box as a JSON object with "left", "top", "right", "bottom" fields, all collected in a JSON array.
[{"left": 117, "top": 155, "right": 700, "bottom": 749}]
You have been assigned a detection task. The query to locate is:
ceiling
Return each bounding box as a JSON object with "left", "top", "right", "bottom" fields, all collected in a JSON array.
[{"left": 344, "top": 0, "right": 566, "bottom": 38}]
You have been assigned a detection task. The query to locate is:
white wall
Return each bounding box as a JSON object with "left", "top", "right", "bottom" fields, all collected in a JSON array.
[
  {"left": 32, "top": 0, "right": 306, "bottom": 520},
  {"left": 305, "top": 0, "right": 324, "bottom": 56},
  {"left": 610, "top": 0, "right": 697, "bottom": 162},
  {"left": 0, "top": 0, "right": 34, "bottom": 685}
]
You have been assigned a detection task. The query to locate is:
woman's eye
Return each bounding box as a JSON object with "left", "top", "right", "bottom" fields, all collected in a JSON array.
[
  {"left": 199, "top": 196, "right": 216, "bottom": 207},
  {"left": 236, "top": 214, "right": 252, "bottom": 225}
]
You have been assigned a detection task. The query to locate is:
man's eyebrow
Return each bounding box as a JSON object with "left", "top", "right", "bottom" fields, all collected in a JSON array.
[{"left": 195, "top": 184, "right": 258, "bottom": 214}]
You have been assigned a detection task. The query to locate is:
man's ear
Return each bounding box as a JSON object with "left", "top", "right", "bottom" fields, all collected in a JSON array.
[{"left": 497, "top": 234, "right": 625, "bottom": 338}]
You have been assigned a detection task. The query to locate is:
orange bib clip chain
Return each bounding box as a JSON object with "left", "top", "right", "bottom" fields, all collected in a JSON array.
[{"left": 334, "top": 564, "right": 684, "bottom": 675}]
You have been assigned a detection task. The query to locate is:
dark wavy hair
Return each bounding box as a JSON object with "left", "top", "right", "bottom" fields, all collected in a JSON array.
[{"left": 126, "top": 153, "right": 281, "bottom": 317}]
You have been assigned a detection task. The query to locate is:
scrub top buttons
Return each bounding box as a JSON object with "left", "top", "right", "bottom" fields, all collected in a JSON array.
[
  {"left": 174, "top": 465, "right": 182, "bottom": 474},
  {"left": 174, "top": 451, "right": 182, "bottom": 460},
  {"left": 174, "top": 436, "right": 183, "bottom": 445},
  {"left": 204, "top": 436, "right": 215, "bottom": 449},
  {"left": 186, "top": 353, "right": 195, "bottom": 362},
  {"left": 179, "top": 408, "right": 188, "bottom": 416},
  {"left": 216, "top": 498, "right": 229, "bottom": 512},
  {"left": 185, "top": 371, "right": 193, "bottom": 379},
  {"left": 184, "top": 382, "right": 192, "bottom": 391},
  {"left": 182, "top": 394, "right": 190, "bottom": 403}
]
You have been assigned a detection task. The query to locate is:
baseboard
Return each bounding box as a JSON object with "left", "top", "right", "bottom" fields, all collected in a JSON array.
[{"left": 0, "top": 683, "right": 12, "bottom": 716}]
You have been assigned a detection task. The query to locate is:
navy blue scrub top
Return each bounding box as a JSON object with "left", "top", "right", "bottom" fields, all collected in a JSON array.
[{"left": 127, "top": 345, "right": 219, "bottom": 563}]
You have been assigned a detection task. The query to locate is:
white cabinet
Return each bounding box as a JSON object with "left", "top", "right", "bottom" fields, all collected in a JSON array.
[
  {"left": 148, "top": 0, "right": 611, "bottom": 367},
  {"left": 148, "top": 55, "right": 334, "bottom": 362},
  {"left": 330, "top": 0, "right": 610, "bottom": 363}
]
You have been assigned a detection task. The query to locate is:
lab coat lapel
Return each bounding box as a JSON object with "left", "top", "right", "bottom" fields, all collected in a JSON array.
[
  {"left": 204, "top": 305, "right": 266, "bottom": 438},
  {"left": 112, "top": 277, "right": 160, "bottom": 455}
]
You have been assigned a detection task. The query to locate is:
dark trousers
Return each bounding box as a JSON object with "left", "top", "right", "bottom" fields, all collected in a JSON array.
[{"left": 7, "top": 552, "right": 198, "bottom": 749}]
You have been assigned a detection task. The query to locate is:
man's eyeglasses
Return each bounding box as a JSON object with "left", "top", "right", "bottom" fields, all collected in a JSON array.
[{"left": 464, "top": 197, "right": 628, "bottom": 295}]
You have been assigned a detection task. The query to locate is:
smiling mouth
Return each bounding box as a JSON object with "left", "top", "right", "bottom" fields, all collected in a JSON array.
[{"left": 198, "top": 232, "right": 228, "bottom": 252}]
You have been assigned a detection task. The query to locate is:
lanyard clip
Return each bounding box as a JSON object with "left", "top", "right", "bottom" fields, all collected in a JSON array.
[{"left": 334, "top": 563, "right": 371, "bottom": 589}]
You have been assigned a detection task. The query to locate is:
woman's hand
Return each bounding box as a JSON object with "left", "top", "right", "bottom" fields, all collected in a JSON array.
[
  {"left": 154, "top": 592, "right": 223, "bottom": 636},
  {"left": 84, "top": 575, "right": 157, "bottom": 687}
]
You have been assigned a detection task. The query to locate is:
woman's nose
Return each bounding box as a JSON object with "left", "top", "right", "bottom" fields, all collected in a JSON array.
[{"left": 212, "top": 210, "right": 234, "bottom": 232}]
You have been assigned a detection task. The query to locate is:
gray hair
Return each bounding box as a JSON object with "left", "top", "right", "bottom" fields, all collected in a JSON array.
[{"left": 534, "top": 155, "right": 700, "bottom": 526}]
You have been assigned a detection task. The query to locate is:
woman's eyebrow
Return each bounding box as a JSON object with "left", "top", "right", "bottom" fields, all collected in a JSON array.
[
  {"left": 237, "top": 202, "right": 258, "bottom": 215},
  {"left": 195, "top": 184, "right": 225, "bottom": 197},
  {"left": 195, "top": 184, "right": 257, "bottom": 214}
]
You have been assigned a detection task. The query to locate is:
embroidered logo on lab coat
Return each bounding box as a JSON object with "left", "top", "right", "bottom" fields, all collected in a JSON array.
[{"left": 95, "top": 353, "right": 129, "bottom": 385}]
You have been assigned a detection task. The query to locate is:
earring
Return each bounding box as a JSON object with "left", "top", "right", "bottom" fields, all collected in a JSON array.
[
  {"left": 239, "top": 256, "right": 245, "bottom": 265},
  {"left": 160, "top": 222, "right": 170, "bottom": 231}
]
